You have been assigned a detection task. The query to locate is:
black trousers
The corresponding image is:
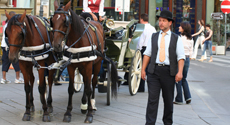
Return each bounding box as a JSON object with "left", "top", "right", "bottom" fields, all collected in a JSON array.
[
  {"left": 80, "top": 12, "right": 99, "bottom": 21},
  {"left": 1, "top": 47, "right": 20, "bottom": 72},
  {"left": 146, "top": 65, "right": 175, "bottom": 125}
]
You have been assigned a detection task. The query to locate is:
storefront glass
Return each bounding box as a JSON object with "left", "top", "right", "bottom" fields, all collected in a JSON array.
[
  {"left": 73, "top": 0, "right": 139, "bottom": 21},
  {"left": 154, "top": 0, "right": 195, "bottom": 34}
]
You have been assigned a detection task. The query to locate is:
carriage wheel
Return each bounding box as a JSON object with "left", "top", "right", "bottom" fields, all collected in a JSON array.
[
  {"left": 128, "top": 50, "right": 142, "bottom": 95},
  {"left": 74, "top": 68, "right": 83, "bottom": 93},
  {"left": 106, "top": 63, "right": 111, "bottom": 106}
]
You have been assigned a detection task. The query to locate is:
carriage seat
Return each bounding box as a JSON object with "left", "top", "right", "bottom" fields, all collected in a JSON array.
[{"left": 106, "top": 26, "right": 125, "bottom": 40}]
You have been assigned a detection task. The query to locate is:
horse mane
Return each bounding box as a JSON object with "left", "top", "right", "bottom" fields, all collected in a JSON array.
[
  {"left": 7, "top": 14, "right": 34, "bottom": 35},
  {"left": 69, "top": 9, "right": 84, "bottom": 35}
]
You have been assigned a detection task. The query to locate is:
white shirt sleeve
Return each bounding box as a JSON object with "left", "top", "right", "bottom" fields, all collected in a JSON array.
[
  {"left": 143, "top": 36, "right": 152, "bottom": 57},
  {"left": 1, "top": 23, "right": 7, "bottom": 48},
  {"left": 136, "top": 31, "right": 145, "bottom": 50},
  {"left": 176, "top": 36, "right": 185, "bottom": 61},
  {"left": 99, "top": 0, "right": 105, "bottom": 16},
  {"left": 83, "top": 0, "right": 92, "bottom": 13}
]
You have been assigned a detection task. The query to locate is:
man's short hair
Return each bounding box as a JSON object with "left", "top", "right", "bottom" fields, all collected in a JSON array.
[
  {"left": 140, "top": 13, "right": 148, "bottom": 22},
  {"left": 9, "top": 11, "right": 16, "bottom": 16}
]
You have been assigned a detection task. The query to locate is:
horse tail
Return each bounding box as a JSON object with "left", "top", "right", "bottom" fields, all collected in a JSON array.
[{"left": 107, "top": 58, "right": 118, "bottom": 98}]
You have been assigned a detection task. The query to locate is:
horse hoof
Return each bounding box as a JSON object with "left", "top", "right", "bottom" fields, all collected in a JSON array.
[
  {"left": 42, "top": 115, "right": 51, "bottom": 122},
  {"left": 22, "top": 114, "right": 31, "bottom": 121},
  {"left": 30, "top": 106, "right": 35, "bottom": 112},
  {"left": 63, "top": 115, "right": 71, "bottom": 122},
  {"left": 81, "top": 109, "right": 87, "bottom": 114},
  {"left": 92, "top": 110, "right": 96, "bottom": 115},
  {"left": 84, "top": 116, "right": 93, "bottom": 123},
  {"left": 47, "top": 106, "right": 53, "bottom": 113}
]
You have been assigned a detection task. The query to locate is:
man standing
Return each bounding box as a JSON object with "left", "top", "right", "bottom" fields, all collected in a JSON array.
[
  {"left": 141, "top": 10, "right": 185, "bottom": 125},
  {"left": 1, "top": 11, "right": 24, "bottom": 84},
  {"left": 136, "top": 13, "right": 156, "bottom": 92}
]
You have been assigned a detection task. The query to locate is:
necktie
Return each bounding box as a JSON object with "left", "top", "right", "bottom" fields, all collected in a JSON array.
[{"left": 159, "top": 32, "right": 167, "bottom": 62}]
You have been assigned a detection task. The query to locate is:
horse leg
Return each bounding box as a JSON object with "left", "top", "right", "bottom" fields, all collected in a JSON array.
[
  {"left": 38, "top": 67, "right": 50, "bottom": 122},
  {"left": 29, "top": 65, "right": 35, "bottom": 113},
  {"left": 20, "top": 62, "right": 32, "bottom": 121},
  {"left": 63, "top": 65, "right": 75, "bottom": 122},
  {"left": 91, "top": 59, "right": 102, "bottom": 114},
  {"left": 47, "top": 69, "right": 55, "bottom": 113},
  {"left": 83, "top": 63, "right": 93, "bottom": 123},
  {"left": 81, "top": 90, "right": 87, "bottom": 114}
]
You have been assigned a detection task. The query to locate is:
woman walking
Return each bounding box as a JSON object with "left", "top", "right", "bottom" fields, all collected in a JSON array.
[
  {"left": 191, "top": 19, "right": 207, "bottom": 60},
  {"left": 199, "top": 24, "right": 213, "bottom": 62},
  {"left": 174, "top": 21, "right": 193, "bottom": 104}
]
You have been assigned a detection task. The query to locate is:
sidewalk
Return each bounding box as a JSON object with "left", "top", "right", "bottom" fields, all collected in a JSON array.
[{"left": 0, "top": 66, "right": 227, "bottom": 125}]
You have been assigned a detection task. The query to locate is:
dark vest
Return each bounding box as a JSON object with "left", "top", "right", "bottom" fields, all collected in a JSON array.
[{"left": 147, "top": 32, "right": 179, "bottom": 76}]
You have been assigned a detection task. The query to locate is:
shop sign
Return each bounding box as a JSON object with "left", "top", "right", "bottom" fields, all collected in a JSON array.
[
  {"left": 211, "top": 12, "right": 223, "bottom": 19},
  {"left": 41, "top": 0, "right": 49, "bottom": 6},
  {"left": 115, "top": 0, "right": 130, "bottom": 12}
]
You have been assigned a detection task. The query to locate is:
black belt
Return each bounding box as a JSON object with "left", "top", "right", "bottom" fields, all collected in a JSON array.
[
  {"left": 155, "top": 63, "right": 169, "bottom": 66},
  {"left": 185, "top": 55, "right": 189, "bottom": 58}
]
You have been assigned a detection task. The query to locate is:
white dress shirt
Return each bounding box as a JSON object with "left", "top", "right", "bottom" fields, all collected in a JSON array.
[
  {"left": 83, "top": 0, "right": 105, "bottom": 16},
  {"left": 136, "top": 23, "right": 156, "bottom": 50},
  {"left": 181, "top": 35, "right": 193, "bottom": 57},
  {"left": 1, "top": 23, "right": 8, "bottom": 48},
  {"left": 144, "top": 30, "right": 185, "bottom": 65}
]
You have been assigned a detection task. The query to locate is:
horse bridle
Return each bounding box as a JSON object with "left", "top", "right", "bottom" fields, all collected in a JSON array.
[
  {"left": 5, "top": 18, "right": 26, "bottom": 50},
  {"left": 52, "top": 10, "right": 71, "bottom": 41}
]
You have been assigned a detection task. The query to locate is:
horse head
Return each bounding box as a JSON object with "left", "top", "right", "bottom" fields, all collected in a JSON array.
[
  {"left": 5, "top": 10, "right": 27, "bottom": 63},
  {"left": 52, "top": 0, "right": 72, "bottom": 53}
]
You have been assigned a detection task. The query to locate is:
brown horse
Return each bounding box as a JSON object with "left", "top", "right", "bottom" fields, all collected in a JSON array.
[
  {"left": 5, "top": 11, "right": 56, "bottom": 122},
  {"left": 51, "top": 1, "right": 118, "bottom": 123}
]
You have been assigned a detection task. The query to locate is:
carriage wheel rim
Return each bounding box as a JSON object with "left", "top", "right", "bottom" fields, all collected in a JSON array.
[
  {"left": 74, "top": 69, "right": 83, "bottom": 91},
  {"left": 130, "top": 50, "right": 142, "bottom": 94}
]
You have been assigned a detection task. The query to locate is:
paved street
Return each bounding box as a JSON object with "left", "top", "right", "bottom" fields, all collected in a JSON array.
[{"left": 0, "top": 50, "right": 230, "bottom": 125}]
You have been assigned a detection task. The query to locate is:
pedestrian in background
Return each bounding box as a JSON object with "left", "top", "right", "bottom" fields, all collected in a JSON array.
[
  {"left": 1, "top": 11, "right": 24, "bottom": 84},
  {"left": 199, "top": 24, "right": 213, "bottom": 62},
  {"left": 141, "top": 10, "right": 185, "bottom": 125},
  {"left": 136, "top": 13, "right": 156, "bottom": 92},
  {"left": 191, "top": 19, "right": 207, "bottom": 60},
  {"left": 174, "top": 21, "right": 193, "bottom": 105}
]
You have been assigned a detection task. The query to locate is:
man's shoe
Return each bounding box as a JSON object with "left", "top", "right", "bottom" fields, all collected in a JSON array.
[
  {"left": 54, "top": 82, "right": 62, "bottom": 85},
  {"left": 15, "top": 77, "right": 24, "bottom": 84},
  {"left": 1, "top": 78, "right": 11, "bottom": 84},
  {"left": 186, "top": 99, "right": 191, "bottom": 104},
  {"left": 122, "top": 82, "right": 128, "bottom": 85},
  {"left": 173, "top": 102, "right": 183, "bottom": 105},
  {"left": 138, "top": 89, "right": 145, "bottom": 92}
]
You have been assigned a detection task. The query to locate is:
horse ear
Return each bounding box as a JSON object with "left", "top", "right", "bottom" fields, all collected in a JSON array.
[
  {"left": 64, "top": 1, "right": 71, "bottom": 11},
  {"left": 54, "top": 0, "right": 59, "bottom": 11},
  {"left": 5, "top": 10, "right": 12, "bottom": 20},
  {"left": 19, "top": 10, "right": 26, "bottom": 22}
]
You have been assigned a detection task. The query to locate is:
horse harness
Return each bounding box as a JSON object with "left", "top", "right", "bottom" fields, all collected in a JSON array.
[
  {"left": 6, "top": 15, "right": 58, "bottom": 69},
  {"left": 5, "top": 15, "right": 26, "bottom": 50},
  {"left": 52, "top": 9, "right": 104, "bottom": 63}
]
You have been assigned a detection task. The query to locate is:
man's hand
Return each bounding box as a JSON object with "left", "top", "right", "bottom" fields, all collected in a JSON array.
[
  {"left": 175, "top": 72, "right": 183, "bottom": 83},
  {"left": 92, "top": 14, "right": 98, "bottom": 21},
  {"left": 99, "top": 16, "right": 106, "bottom": 22},
  {"left": 141, "top": 69, "right": 146, "bottom": 80},
  {"left": 128, "top": 38, "right": 132, "bottom": 43}
]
